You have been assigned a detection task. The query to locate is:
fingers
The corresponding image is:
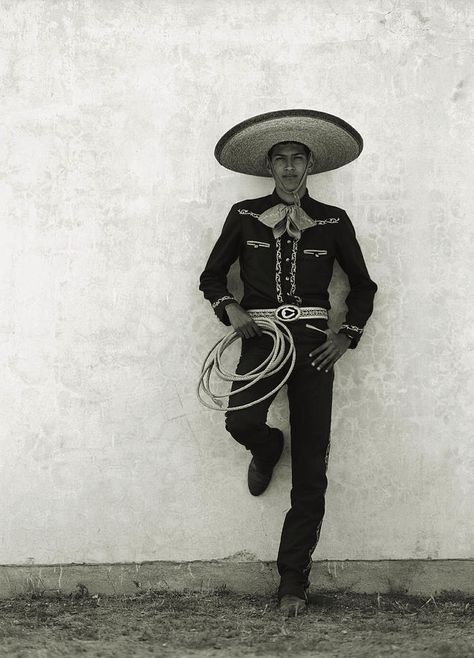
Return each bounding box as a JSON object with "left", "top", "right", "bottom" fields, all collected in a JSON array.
[
  {"left": 308, "top": 329, "right": 334, "bottom": 355},
  {"left": 236, "top": 320, "right": 263, "bottom": 339},
  {"left": 252, "top": 321, "right": 264, "bottom": 338},
  {"left": 309, "top": 338, "right": 332, "bottom": 360},
  {"left": 314, "top": 351, "right": 338, "bottom": 372},
  {"left": 311, "top": 350, "right": 336, "bottom": 371},
  {"left": 245, "top": 321, "right": 263, "bottom": 338},
  {"left": 309, "top": 342, "right": 327, "bottom": 357},
  {"left": 310, "top": 341, "right": 342, "bottom": 371}
]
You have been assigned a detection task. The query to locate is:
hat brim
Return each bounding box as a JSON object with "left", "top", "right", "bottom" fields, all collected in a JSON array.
[{"left": 214, "top": 109, "right": 363, "bottom": 177}]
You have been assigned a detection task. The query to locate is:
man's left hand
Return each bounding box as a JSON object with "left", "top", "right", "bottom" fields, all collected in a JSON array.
[{"left": 309, "top": 330, "right": 351, "bottom": 372}]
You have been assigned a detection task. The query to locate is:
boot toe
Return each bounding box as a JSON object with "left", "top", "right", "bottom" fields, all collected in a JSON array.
[
  {"left": 247, "top": 459, "right": 272, "bottom": 496},
  {"left": 279, "top": 594, "right": 307, "bottom": 617}
]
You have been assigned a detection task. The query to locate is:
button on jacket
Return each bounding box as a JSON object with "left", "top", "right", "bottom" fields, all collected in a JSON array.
[{"left": 199, "top": 189, "right": 377, "bottom": 348}]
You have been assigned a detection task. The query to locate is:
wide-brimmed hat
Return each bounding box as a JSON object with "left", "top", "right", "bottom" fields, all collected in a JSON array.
[{"left": 214, "top": 109, "right": 363, "bottom": 177}]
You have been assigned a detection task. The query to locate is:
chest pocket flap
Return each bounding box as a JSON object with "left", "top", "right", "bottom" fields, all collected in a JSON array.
[{"left": 303, "top": 249, "right": 328, "bottom": 257}]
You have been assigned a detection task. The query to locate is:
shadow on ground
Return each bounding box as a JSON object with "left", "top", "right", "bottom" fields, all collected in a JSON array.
[{"left": 0, "top": 585, "right": 472, "bottom": 657}]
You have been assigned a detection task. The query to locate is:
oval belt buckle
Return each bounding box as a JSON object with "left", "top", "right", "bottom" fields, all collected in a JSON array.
[{"left": 275, "top": 304, "right": 301, "bottom": 322}]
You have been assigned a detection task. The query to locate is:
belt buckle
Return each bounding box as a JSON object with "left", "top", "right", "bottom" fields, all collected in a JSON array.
[{"left": 274, "top": 304, "right": 301, "bottom": 322}]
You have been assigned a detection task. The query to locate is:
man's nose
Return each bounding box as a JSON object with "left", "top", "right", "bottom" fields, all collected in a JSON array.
[{"left": 285, "top": 162, "right": 295, "bottom": 172}]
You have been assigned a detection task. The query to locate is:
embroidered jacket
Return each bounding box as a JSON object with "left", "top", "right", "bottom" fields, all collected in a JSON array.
[{"left": 199, "top": 189, "right": 377, "bottom": 348}]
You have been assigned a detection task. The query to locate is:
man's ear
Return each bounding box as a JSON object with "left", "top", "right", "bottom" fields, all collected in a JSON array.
[
  {"left": 308, "top": 151, "right": 315, "bottom": 173},
  {"left": 265, "top": 155, "right": 273, "bottom": 175}
]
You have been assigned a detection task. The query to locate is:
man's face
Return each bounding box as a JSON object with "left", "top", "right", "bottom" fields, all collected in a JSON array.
[{"left": 266, "top": 142, "right": 313, "bottom": 192}]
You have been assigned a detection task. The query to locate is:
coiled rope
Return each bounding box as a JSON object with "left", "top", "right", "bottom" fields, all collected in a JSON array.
[{"left": 197, "top": 318, "right": 296, "bottom": 411}]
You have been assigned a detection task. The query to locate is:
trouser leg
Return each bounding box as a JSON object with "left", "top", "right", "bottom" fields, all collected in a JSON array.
[
  {"left": 276, "top": 333, "right": 334, "bottom": 597},
  {"left": 224, "top": 334, "right": 289, "bottom": 469}
]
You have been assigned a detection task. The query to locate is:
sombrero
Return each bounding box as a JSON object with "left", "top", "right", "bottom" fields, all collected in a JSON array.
[{"left": 214, "top": 109, "right": 363, "bottom": 177}]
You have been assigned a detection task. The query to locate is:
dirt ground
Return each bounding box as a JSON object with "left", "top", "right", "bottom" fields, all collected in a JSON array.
[{"left": 0, "top": 585, "right": 472, "bottom": 658}]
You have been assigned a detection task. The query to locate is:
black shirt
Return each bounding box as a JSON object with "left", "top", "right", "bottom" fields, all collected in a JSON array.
[{"left": 199, "top": 188, "right": 377, "bottom": 348}]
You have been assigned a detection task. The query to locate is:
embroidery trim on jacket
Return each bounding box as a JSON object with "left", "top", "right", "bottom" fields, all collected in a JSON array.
[
  {"left": 211, "top": 295, "right": 235, "bottom": 309},
  {"left": 238, "top": 208, "right": 340, "bottom": 225},
  {"left": 341, "top": 323, "right": 364, "bottom": 334},
  {"left": 237, "top": 209, "right": 260, "bottom": 219},
  {"left": 246, "top": 240, "right": 270, "bottom": 248},
  {"left": 290, "top": 239, "right": 302, "bottom": 304},
  {"left": 275, "top": 238, "right": 284, "bottom": 303},
  {"left": 275, "top": 237, "right": 302, "bottom": 304},
  {"left": 313, "top": 217, "right": 340, "bottom": 225}
]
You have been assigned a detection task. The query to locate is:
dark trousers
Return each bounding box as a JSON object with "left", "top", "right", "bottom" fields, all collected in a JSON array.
[{"left": 225, "top": 318, "right": 334, "bottom": 598}]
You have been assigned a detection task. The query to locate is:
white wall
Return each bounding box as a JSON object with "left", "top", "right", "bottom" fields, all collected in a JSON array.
[{"left": 0, "top": 0, "right": 472, "bottom": 564}]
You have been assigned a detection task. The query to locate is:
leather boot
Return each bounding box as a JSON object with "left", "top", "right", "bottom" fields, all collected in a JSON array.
[
  {"left": 279, "top": 594, "right": 307, "bottom": 617},
  {"left": 247, "top": 428, "right": 284, "bottom": 496}
]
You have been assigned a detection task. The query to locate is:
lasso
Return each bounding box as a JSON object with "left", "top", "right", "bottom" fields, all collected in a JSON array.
[{"left": 197, "top": 318, "right": 296, "bottom": 411}]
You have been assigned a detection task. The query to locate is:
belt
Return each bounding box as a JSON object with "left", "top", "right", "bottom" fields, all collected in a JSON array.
[{"left": 246, "top": 304, "right": 328, "bottom": 323}]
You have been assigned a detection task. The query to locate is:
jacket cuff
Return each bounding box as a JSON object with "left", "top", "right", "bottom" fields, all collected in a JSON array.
[
  {"left": 338, "top": 323, "right": 364, "bottom": 349},
  {"left": 211, "top": 296, "right": 238, "bottom": 326}
]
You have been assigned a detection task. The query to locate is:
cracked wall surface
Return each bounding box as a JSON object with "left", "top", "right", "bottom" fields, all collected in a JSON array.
[{"left": 0, "top": 0, "right": 472, "bottom": 564}]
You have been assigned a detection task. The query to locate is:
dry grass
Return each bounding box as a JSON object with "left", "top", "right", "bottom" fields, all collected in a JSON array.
[{"left": 0, "top": 584, "right": 472, "bottom": 657}]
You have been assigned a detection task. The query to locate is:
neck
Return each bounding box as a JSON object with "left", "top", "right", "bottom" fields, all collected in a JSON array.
[{"left": 274, "top": 183, "right": 307, "bottom": 205}]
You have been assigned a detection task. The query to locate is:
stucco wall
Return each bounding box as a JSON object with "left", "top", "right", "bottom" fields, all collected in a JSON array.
[{"left": 0, "top": 0, "right": 472, "bottom": 565}]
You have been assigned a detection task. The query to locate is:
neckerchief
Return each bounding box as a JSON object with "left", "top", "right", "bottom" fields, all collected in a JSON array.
[
  {"left": 258, "top": 203, "right": 317, "bottom": 240},
  {"left": 258, "top": 154, "right": 316, "bottom": 239}
]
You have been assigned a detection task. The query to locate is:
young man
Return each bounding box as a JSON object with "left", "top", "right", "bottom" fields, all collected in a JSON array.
[{"left": 199, "top": 110, "right": 377, "bottom": 617}]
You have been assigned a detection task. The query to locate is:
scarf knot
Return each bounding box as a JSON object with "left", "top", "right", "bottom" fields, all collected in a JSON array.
[{"left": 257, "top": 203, "right": 317, "bottom": 240}]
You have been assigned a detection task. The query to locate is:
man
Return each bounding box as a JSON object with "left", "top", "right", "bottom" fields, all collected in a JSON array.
[{"left": 198, "top": 110, "right": 377, "bottom": 617}]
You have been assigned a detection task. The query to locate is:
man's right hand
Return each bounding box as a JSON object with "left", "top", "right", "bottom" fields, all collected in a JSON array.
[{"left": 225, "top": 303, "right": 263, "bottom": 339}]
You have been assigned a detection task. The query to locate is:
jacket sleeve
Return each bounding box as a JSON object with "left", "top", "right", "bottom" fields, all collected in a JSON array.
[
  {"left": 334, "top": 211, "right": 378, "bottom": 349},
  {"left": 199, "top": 204, "right": 241, "bottom": 326}
]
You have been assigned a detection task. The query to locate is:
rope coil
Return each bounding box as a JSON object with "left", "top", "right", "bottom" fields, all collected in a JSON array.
[{"left": 197, "top": 318, "right": 296, "bottom": 411}]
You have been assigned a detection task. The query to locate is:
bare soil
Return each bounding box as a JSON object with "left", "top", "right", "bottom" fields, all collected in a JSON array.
[{"left": 0, "top": 585, "right": 472, "bottom": 657}]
